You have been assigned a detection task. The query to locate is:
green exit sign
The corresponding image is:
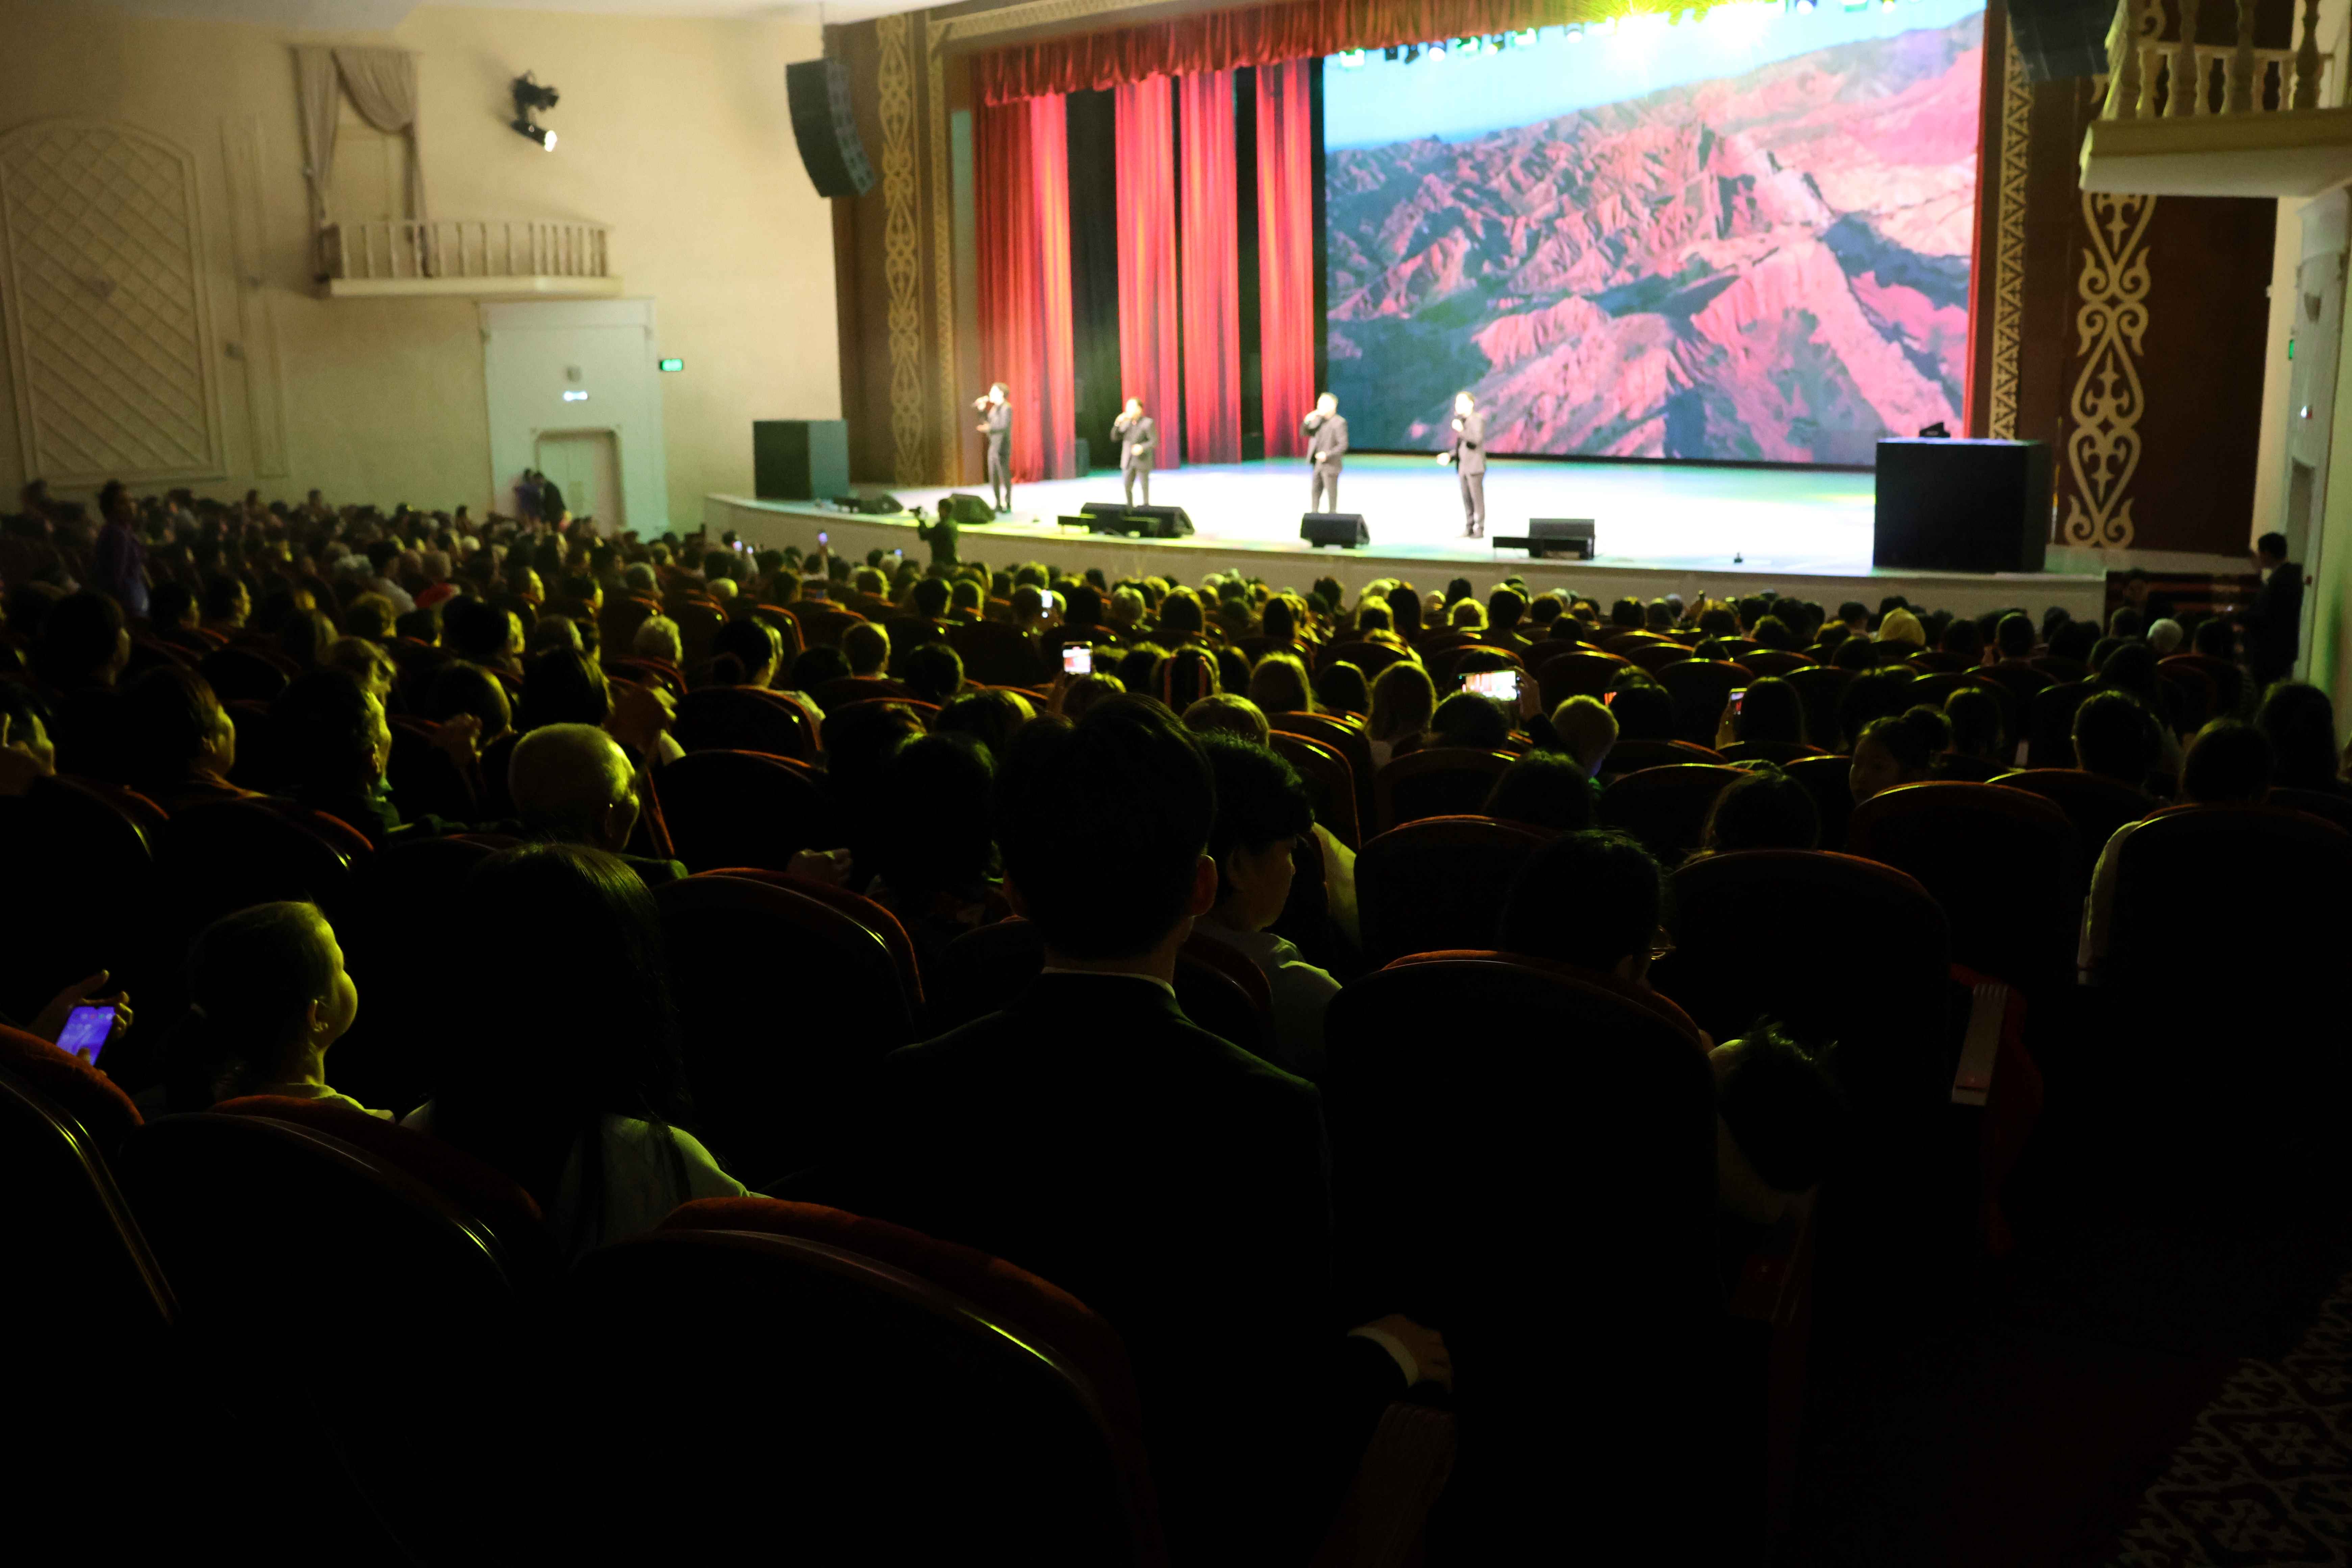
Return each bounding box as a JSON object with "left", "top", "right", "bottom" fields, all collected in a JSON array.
[{"left": 658, "top": 357, "right": 684, "bottom": 372}]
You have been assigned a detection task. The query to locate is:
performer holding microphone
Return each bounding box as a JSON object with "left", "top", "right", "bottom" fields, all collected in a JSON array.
[
  {"left": 1436, "top": 390, "right": 1487, "bottom": 538},
  {"left": 974, "top": 383, "right": 1011, "bottom": 513},
  {"left": 1113, "top": 397, "right": 1157, "bottom": 506},
  {"left": 1303, "top": 392, "right": 1348, "bottom": 512}
]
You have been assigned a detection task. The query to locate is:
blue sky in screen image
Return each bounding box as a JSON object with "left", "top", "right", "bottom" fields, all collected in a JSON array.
[{"left": 1323, "top": 0, "right": 1988, "bottom": 148}]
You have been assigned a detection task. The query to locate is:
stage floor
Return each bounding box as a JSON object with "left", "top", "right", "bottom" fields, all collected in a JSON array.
[{"left": 706, "top": 455, "right": 2108, "bottom": 622}]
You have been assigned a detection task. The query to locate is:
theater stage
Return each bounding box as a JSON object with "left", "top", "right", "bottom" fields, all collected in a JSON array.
[{"left": 706, "top": 455, "right": 2107, "bottom": 622}]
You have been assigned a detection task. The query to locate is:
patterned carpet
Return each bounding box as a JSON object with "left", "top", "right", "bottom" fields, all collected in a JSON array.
[{"left": 2112, "top": 1272, "right": 2352, "bottom": 1566}]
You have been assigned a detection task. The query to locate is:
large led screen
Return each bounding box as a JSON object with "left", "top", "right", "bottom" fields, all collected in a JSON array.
[{"left": 1323, "top": 1, "right": 1985, "bottom": 465}]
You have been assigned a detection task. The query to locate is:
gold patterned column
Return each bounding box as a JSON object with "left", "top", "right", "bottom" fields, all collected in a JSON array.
[
  {"left": 876, "top": 14, "right": 925, "bottom": 485},
  {"left": 1987, "top": 26, "right": 2030, "bottom": 439},
  {"left": 927, "top": 17, "right": 959, "bottom": 482},
  {"left": 2062, "top": 191, "right": 2153, "bottom": 549}
]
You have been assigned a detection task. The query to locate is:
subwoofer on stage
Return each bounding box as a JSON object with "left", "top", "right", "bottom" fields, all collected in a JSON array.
[
  {"left": 785, "top": 59, "right": 875, "bottom": 198},
  {"left": 1081, "top": 501, "right": 1194, "bottom": 538},
  {"left": 1873, "top": 439, "right": 2052, "bottom": 574},
  {"left": 939, "top": 493, "right": 996, "bottom": 526},
  {"left": 1499, "top": 518, "right": 1595, "bottom": 560},
  {"left": 1301, "top": 513, "right": 1369, "bottom": 548},
  {"left": 753, "top": 419, "right": 849, "bottom": 502}
]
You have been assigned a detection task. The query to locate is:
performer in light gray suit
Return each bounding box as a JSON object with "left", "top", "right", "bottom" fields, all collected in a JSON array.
[
  {"left": 1302, "top": 392, "right": 1348, "bottom": 513},
  {"left": 1112, "top": 397, "right": 1157, "bottom": 506},
  {"left": 1437, "top": 390, "right": 1487, "bottom": 538},
  {"left": 974, "top": 383, "right": 1011, "bottom": 512}
]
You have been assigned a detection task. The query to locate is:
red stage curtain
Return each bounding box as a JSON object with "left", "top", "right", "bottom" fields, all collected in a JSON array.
[
  {"left": 1255, "top": 59, "right": 1315, "bottom": 460},
  {"left": 1114, "top": 76, "right": 1182, "bottom": 470},
  {"left": 980, "top": 0, "right": 1584, "bottom": 104},
  {"left": 1179, "top": 71, "right": 1242, "bottom": 466},
  {"left": 976, "top": 95, "right": 1078, "bottom": 482}
]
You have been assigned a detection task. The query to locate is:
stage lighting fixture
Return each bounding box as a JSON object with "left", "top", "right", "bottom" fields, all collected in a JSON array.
[
  {"left": 512, "top": 119, "right": 556, "bottom": 150},
  {"left": 1564, "top": 23, "right": 1586, "bottom": 41},
  {"left": 1337, "top": 48, "right": 1367, "bottom": 67},
  {"left": 1383, "top": 44, "right": 1400, "bottom": 58},
  {"left": 510, "top": 72, "right": 560, "bottom": 150},
  {"left": 1513, "top": 28, "right": 1539, "bottom": 46},
  {"left": 1403, "top": 44, "right": 1420, "bottom": 62}
]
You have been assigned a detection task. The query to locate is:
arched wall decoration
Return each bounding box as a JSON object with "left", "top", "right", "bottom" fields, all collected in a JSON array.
[
  {"left": 876, "top": 12, "right": 927, "bottom": 486},
  {"left": 2062, "top": 190, "right": 2153, "bottom": 550},
  {"left": 0, "top": 118, "right": 228, "bottom": 484}
]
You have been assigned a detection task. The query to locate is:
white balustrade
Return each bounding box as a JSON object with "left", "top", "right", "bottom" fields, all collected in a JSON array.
[
  {"left": 2099, "top": 0, "right": 2334, "bottom": 120},
  {"left": 317, "top": 218, "right": 612, "bottom": 283}
]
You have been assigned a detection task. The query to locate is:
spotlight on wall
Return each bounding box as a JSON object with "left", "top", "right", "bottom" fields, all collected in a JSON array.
[{"left": 511, "top": 71, "right": 560, "bottom": 150}]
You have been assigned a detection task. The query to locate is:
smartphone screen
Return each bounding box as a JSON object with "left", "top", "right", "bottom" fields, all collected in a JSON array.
[
  {"left": 1728, "top": 687, "right": 1746, "bottom": 717},
  {"left": 817, "top": 531, "right": 828, "bottom": 546},
  {"left": 1039, "top": 589, "right": 1058, "bottom": 614},
  {"left": 57, "top": 1005, "right": 114, "bottom": 1066},
  {"left": 1464, "top": 669, "right": 1519, "bottom": 701},
  {"left": 1064, "top": 645, "right": 1093, "bottom": 676}
]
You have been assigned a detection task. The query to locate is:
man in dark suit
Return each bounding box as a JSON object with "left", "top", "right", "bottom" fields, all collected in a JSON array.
[
  {"left": 913, "top": 508, "right": 958, "bottom": 567},
  {"left": 2237, "top": 531, "right": 2304, "bottom": 688},
  {"left": 807, "top": 697, "right": 1441, "bottom": 1562},
  {"left": 975, "top": 383, "right": 1012, "bottom": 513},
  {"left": 1440, "top": 390, "right": 1487, "bottom": 537},
  {"left": 507, "top": 724, "right": 687, "bottom": 886},
  {"left": 1303, "top": 392, "right": 1347, "bottom": 513},
  {"left": 1112, "top": 397, "right": 1156, "bottom": 506}
]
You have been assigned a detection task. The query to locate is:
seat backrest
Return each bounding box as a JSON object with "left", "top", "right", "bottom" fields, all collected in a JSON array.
[
  {"left": 948, "top": 619, "right": 1047, "bottom": 685},
  {"left": 157, "top": 798, "right": 366, "bottom": 938},
  {"left": 600, "top": 653, "right": 688, "bottom": 700},
  {"left": 654, "top": 874, "right": 914, "bottom": 1182},
  {"left": 2161, "top": 652, "right": 2243, "bottom": 714},
  {"left": 333, "top": 835, "right": 501, "bottom": 1112},
  {"left": 1845, "top": 782, "right": 2080, "bottom": 997},
  {"left": 1373, "top": 747, "right": 1516, "bottom": 833},
  {"left": 2273, "top": 786, "right": 2352, "bottom": 834},
  {"left": 674, "top": 685, "right": 818, "bottom": 760},
  {"left": 1599, "top": 738, "right": 1727, "bottom": 777},
  {"left": 829, "top": 696, "right": 942, "bottom": 730},
  {"left": 117, "top": 1110, "right": 543, "bottom": 1550},
  {"left": 702, "top": 867, "right": 926, "bottom": 1016},
  {"left": 1780, "top": 754, "right": 1856, "bottom": 850},
  {"left": 1267, "top": 730, "right": 1362, "bottom": 850},
  {"left": 651, "top": 749, "right": 838, "bottom": 873},
  {"left": 1356, "top": 815, "right": 1550, "bottom": 968},
  {"left": 386, "top": 716, "right": 480, "bottom": 824},
  {"left": 1654, "top": 660, "right": 1750, "bottom": 744},
  {"left": 1534, "top": 650, "right": 1632, "bottom": 709},
  {"left": 1316, "top": 639, "right": 1410, "bottom": 681},
  {"left": 0, "top": 775, "right": 158, "bottom": 1025},
  {"left": 1654, "top": 850, "right": 1950, "bottom": 1116},
  {"left": 561, "top": 1225, "right": 1156, "bottom": 1565},
  {"left": 1990, "top": 768, "right": 2152, "bottom": 860},
  {"left": 1781, "top": 666, "right": 1853, "bottom": 755},
  {"left": 198, "top": 643, "right": 290, "bottom": 704},
  {"left": 1740, "top": 649, "right": 1815, "bottom": 679},
  {"left": 1267, "top": 711, "right": 1377, "bottom": 828},
  {"left": 2026, "top": 681, "right": 2093, "bottom": 770},
  {"left": 1175, "top": 931, "right": 1279, "bottom": 1059},
  {"left": 1596, "top": 763, "right": 1747, "bottom": 861},
  {"left": 927, "top": 917, "right": 1046, "bottom": 1032}
]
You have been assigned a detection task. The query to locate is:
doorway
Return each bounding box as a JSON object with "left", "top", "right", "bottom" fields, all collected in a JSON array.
[{"left": 535, "top": 429, "right": 623, "bottom": 530}]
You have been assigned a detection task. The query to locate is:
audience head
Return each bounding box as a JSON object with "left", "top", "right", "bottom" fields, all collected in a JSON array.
[
  {"left": 873, "top": 732, "right": 998, "bottom": 903},
  {"left": 1247, "top": 651, "right": 1314, "bottom": 716},
  {"left": 1701, "top": 765, "right": 1820, "bottom": 854},
  {"left": 120, "top": 665, "right": 235, "bottom": 790},
  {"left": 2182, "top": 718, "right": 2272, "bottom": 805},
  {"left": 1499, "top": 831, "right": 1664, "bottom": 981},
  {"left": 33, "top": 591, "right": 129, "bottom": 689},
  {"left": 1942, "top": 686, "right": 2006, "bottom": 763},
  {"left": 2255, "top": 530, "right": 2289, "bottom": 568},
  {"left": 632, "top": 615, "right": 683, "bottom": 665},
  {"left": 1549, "top": 695, "right": 1619, "bottom": 777},
  {"left": 1483, "top": 752, "right": 1595, "bottom": 833},
  {"left": 900, "top": 641, "right": 964, "bottom": 705},
  {"left": 428, "top": 661, "right": 513, "bottom": 741},
  {"left": 1850, "top": 707, "right": 1949, "bottom": 803},
  {"left": 1316, "top": 661, "right": 1371, "bottom": 716},
  {"left": 2147, "top": 617, "right": 2184, "bottom": 656},
  {"left": 1876, "top": 608, "right": 1926, "bottom": 650},
  {"left": 510, "top": 724, "right": 641, "bottom": 851},
  {"left": 1994, "top": 614, "right": 2034, "bottom": 660},
  {"left": 1733, "top": 677, "right": 1806, "bottom": 745},
  {"left": 1060, "top": 672, "right": 1126, "bottom": 721},
  {"left": 1152, "top": 648, "right": 1220, "bottom": 710},
  {"left": 1837, "top": 667, "right": 1918, "bottom": 750},
  {"left": 2191, "top": 618, "right": 2235, "bottom": 660},
  {"left": 2255, "top": 681, "right": 2339, "bottom": 791},
  {"left": 842, "top": 622, "right": 890, "bottom": 677},
  {"left": 2070, "top": 690, "right": 2160, "bottom": 786},
  {"left": 1605, "top": 682, "right": 1674, "bottom": 743},
  {"left": 1184, "top": 693, "right": 1271, "bottom": 744},
  {"left": 1196, "top": 732, "right": 1315, "bottom": 933},
  {"left": 996, "top": 696, "right": 1214, "bottom": 961},
  {"left": 177, "top": 901, "right": 354, "bottom": 1105},
  {"left": 273, "top": 669, "right": 388, "bottom": 798},
  {"left": 934, "top": 687, "right": 1034, "bottom": 759},
  {"left": 520, "top": 647, "right": 613, "bottom": 732},
  {"left": 1429, "top": 691, "right": 1513, "bottom": 750},
  {"left": 709, "top": 617, "right": 781, "bottom": 689},
  {"left": 791, "top": 644, "right": 850, "bottom": 692}
]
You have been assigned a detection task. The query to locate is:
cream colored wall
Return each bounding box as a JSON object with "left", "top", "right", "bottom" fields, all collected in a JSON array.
[
  {"left": 0, "top": 0, "right": 837, "bottom": 530},
  {"left": 2252, "top": 198, "right": 2300, "bottom": 547}
]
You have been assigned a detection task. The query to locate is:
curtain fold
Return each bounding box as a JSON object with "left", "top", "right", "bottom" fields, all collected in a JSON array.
[
  {"left": 294, "top": 47, "right": 341, "bottom": 235},
  {"left": 978, "top": 96, "right": 1080, "bottom": 483},
  {"left": 1255, "top": 59, "right": 1315, "bottom": 460},
  {"left": 1114, "top": 76, "right": 1182, "bottom": 471},
  {"left": 980, "top": 0, "right": 1581, "bottom": 104},
  {"left": 332, "top": 47, "right": 428, "bottom": 222},
  {"left": 1178, "top": 71, "right": 1242, "bottom": 467}
]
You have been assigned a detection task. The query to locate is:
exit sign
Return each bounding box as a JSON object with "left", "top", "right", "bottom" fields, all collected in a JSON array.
[{"left": 658, "top": 358, "right": 684, "bottom": 372}]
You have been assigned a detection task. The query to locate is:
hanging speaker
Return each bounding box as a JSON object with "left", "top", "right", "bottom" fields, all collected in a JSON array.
[{"left": 786, "top": 59, "right": 875, "bottom": 199}]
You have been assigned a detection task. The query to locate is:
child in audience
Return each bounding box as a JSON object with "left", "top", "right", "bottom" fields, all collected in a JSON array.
[
  {"left": 1848, "top": 707, "right": 1949, "bottom": 804},
  {"left": 172, "top": 901, "right": 380, "bottom": 1117},
  {"left": 1711, "top": 1024, "right": 1845, "bottom": 1225}
]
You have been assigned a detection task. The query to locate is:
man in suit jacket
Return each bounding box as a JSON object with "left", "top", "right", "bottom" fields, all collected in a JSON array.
[
  {"left": 507, "top": 725, "right": 687, "bottom": 886},
  {"left": 913, "top": 509, "right": 958, "bottom": 567},
  {"left": 1303, "top": 392, "right": 1348, "bottom": 513},
  {"left": 807, "top": 697, "right": 1441, "bottom": 1562},
  {"left": 1112, "top": 397, "right": 1156, "bottom": 506},
  {"left": 2238, "top": 531, "right": 2304, "bottom": 688},
  {"left": 975, "top": 384, "right": 1012, "bottom": 512},
  {"left": 1440, "top": 390, "right": 1487, "bottom": 537}
]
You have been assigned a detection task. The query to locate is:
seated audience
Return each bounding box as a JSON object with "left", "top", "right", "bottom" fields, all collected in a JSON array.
[
  {"left": 1545, "top": 694, "right": 1619, "bottom": 779},
  {"left": 1710, "top": 1025, "right": 1845, "bottom": 1225},
  {"left": 118, "top": 665, "right": 247, "bottom": 811},
  {"left": 1185, "top": 693, "right": 1271, "bottom": 743},
  {"left": 1694, "top": 764, "right": 1820, "bottom": 856},
  {"left": 632, "top": 614, "right": 684, "bottom": 666},
  {"left": 1248, "top": 651, "right": 1316, "bottom": 716},
  {"left": 1317, "top": 661, "right": 1371, "bottom": 717},
  {"left": 1603, "top": 681, "right": 1675, "bottom": 744},
  {"left": 1849, "top": 707, "right": 1949, "bottom": 804},
  {"left": 1366, "top": 662, "right": 1435, "bottom": 766},
  {"left": 934, "top": 687, "right": 1034, "bottom": 758},
  {"left": 2180, "top": 718, "right": 2272, "bottom": 805},
  {"left": 407, "top": 844, "right": 743, "bottom": 1255},
  {"left": 173, "top": 901, "right": 379, "bottom": 1117},
  {"left": 323, "top": 636, "right": 397, "bottom": 703},
  {"left": 842, "top": 622, "right": 895, "bottom": 682},
  {"left": 1941, "top": 686, "right": 2008, "bottom": 769},
  {"left": 1482, "top": 751, "right": 1596, "bottom": 833},
  {"left": 1497, "top": 830, "right": 1680, "bottom": 1001},
  {"left": 866, "top": 732, "right": 1001, "bottom": 977},
  {"left": 2071, "top": 690, "right": 2161, "bottom": 789},
  {"left": 899, "top": 642, "right": 964, "bottom": 705},
  {"left": 277, "top": 608, "right": 338, "bottom": 673},
  {"left": 508, "top": 724, "right": 686, "bottom": 886},
  {"left": 2256, "top": 681, "right": 2347, "bottom": 795},
  {"left": 1718, "top": 675, "right": 1807, "bottom": 751},
  {"left": 1427, "top": 691, "right": 1513, "bottom": 751},
  {"left": 428, "top": 662, "right": 514, "bottom": 747}
]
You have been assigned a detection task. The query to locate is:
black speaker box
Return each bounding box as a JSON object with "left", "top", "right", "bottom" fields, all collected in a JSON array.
[
  {"left": 753, "top": 419, "right": 849, "bottom": 501},
  {"left": 831, "top": 493, "right": 903, "bottom": 515},
  {"left": 940, "top": 492, "right": 996, "bottom": 526},
  {"left": 786, "top": 59, "right": 875, "bottom": 199},
  {"left": 2007, "top": 0, "right": 2119, "bottom": 81},
  {"left": 1127, "top": 505, "right": 1193, "bottom": 538},
  {"left": 1521, "top": 518, "right": 1595, "bottom": 560},
  {"left": 1873, "top": 439, "right": 2052, "bottom": 573},
  {"left": 1301, "top": 513, "right": 1369, "bottom": 548}
]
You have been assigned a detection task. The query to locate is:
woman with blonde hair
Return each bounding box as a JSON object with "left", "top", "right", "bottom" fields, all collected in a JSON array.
[
  {"left": 1367, "top": 660, "right": 1436, "bottom": 767},
  {"left": 1247, "top": 650, "right": 1316, "bottom": 716}
]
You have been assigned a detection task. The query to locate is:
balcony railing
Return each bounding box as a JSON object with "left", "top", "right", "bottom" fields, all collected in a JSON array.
[
  {"left": 319, "top": 218, "right": 612, "bottom": 285},
  {"left": 2099, "top": 0, "right": 2335, "bottom": 121}
]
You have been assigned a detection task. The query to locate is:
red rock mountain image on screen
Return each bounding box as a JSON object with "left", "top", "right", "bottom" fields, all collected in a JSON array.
[{"left": 1326, "top": 15, "right": 1983, "bottom": 465}]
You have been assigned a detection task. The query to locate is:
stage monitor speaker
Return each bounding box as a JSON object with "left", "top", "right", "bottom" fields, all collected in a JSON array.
[
  {"left": 1519, "top": 518, "right": 1595, "bottom": 560},
  {"left": 753, "top": 419, "right": 849, "bottom": 501},
  {"left": 785, "top": 59, "right": 875, "bottom": 198},
  {"left": 1301, "top": 513, "right": 1369, "bottom": 548},
  {"left": 1127, "top": 505, "right": 1193, "bottom": 538},
  {"left": 830, "top": 492, "right": 903, "bottom": 515},
  {"left": 1873, "top": 439, "right": 2052, "bottom": 574},
  {"left": 940, "top": 492, "right": 996, "bottom": 526},
  {"left": 1080, "top": 500, "right": 1130, "bottom": 535},
  {"left": 2007, "top": 0, "right": 2117, "bottom": 80},
  {"left": 1057, "top": 514, "right": 1092, "bottom": 530}
]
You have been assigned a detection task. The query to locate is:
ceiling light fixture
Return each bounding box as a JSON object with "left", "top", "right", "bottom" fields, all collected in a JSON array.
[{"left": 511, "top": 72, "right": 561, "bottom": 151}]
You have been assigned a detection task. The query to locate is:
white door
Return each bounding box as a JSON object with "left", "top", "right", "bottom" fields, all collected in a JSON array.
[{"left": 535, "top": 430, "right": 623, "bottom": 530}]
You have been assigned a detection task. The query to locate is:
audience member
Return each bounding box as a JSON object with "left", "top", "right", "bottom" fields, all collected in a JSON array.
[
  {"left": 2071, "top": 690, "right": 2161, "bottom": 789},
  {"left": 118, "top": 665, "right": 246, "bottom": 811},
  {"left": 1427, "top": 691, "right": 1513, "bottom": 751},
  {"left": 1941, "top": 686, "right": 2008, "bottom": 768},
  {"left": 1546, "top": 695, "right": 1619, "bottom": 779},
  {"left": 1366, "top": 662, "right": 1435, "bottom": 766},
  {"left": 1482, "top": 752, "right": 1596, "bottom": 833},
  {"left": 1695, "top": 765, "right": 1820, "bottom": 856},
  {"left": 2180, "top": 719, "right": 2272, "bottom": 805},
  {"left": 1849, "top": 707, "right": 1948, "bottom": 804},
  {"left": 1192, "top": 732, "right": 1338, "bottom": 1081},
  {"left": 1248, "top": 651, "right": 1316, "bottom": 715},
  {"left": 1497, "top": 830, "right": 1671, "bottom": 988},
  {"left": 866, "top": 732, "right": 1000, "bottom": 978},
  {"left": 1185, "top": 693, "right": 1271, "bottom": 743},
  {"left": 172, "top": 901, "right": 376, "bottom": 1116},
  {"left": 508, "top": 724, "right": 686, "bottom": 886},
  {"left": 2255, "top": 681, "right": 2346, "bottom": 795}
]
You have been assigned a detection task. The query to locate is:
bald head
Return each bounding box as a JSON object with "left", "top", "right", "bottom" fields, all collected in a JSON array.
[{"left": 508, "top": 723, "right": 637, "bottom": 850}]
